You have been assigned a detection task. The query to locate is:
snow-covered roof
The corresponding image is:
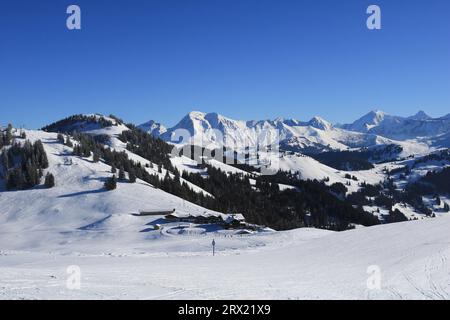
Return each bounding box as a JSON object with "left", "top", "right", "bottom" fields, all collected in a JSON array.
[
  {"left": 230, "top": 213, "right": 245, "bottom": 221},
  {"left": 224, "top": 214, "right": 246, "bottom": 224}
]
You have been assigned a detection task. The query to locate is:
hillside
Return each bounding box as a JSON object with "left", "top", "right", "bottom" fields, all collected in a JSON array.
[{"left": 1, "top": 214, "right": 449, "bottom": 299}]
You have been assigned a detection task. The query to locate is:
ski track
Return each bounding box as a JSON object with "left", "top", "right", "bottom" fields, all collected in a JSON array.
[{"left": 1, "top": 217, "right": 450, "bottom": 299}]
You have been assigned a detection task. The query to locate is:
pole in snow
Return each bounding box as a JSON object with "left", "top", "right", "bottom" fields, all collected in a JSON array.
[{"left": 212, "top": 239, "right": 216, "bottom": 256}]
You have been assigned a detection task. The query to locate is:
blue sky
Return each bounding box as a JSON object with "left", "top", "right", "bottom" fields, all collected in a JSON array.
[{"left": 0, "top": 0, "right": 449, "bottom": 129}]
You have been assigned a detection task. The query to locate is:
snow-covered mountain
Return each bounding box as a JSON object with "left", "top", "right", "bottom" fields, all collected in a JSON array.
[
  {"left": 408, "top": 110, "right": 432, "bottom": 121},
  {"left": 138, "top": 120, "right": 167, "bottom": 137},
  {"left": 139, "top": 111, "right": 438, "bottom": 160},
  {"left": 142, "top": 112, "right": 389, "bottom": 153},
  {"left": 340, "top": 110, "right": 450, "bottom": 141}
]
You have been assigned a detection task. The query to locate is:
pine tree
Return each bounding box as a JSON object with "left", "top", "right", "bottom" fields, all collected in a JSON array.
[
  {"left": 119, "top": 167, "right": 125, "bottom": 180},
  {"left": 65, "top": 137, "right": 73, "bottom": 147},
  {"left": 25, "top": 159, "right": 38, "bottom": 187},
  {"left": 111, "top": 164, "right": 117, "bottom": 173},
  {"left": 5, "top": 124, "right": 13, "bottom": 145},
  {"left": 93, "top": 151, "right": 100, "bottom": 163},
  {"left": 1, "top": 151, "right": 9, "bottom": 170},
  {"left": 6, "top": 167, "right": 25, "bottom": 190},
  {"left": 435, "top": 195, "right": 441, "bottom": 206},
  {"left": 444, "top": 203, "right": 450, "bottom": 212},
  {"left": 44, "top": 172, "right": 55, "bottom": 188},
  {"left": 104, "top": 175, "right": 117, "bottom": 190},
  {"left": 128, "top": 169, "right": 136, "bottom": 183},
  {"left": 57, "top": 133, "right": 65, "bottom": 144}
]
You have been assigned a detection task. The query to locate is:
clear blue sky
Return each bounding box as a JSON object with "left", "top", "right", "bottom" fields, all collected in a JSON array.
[{"left": 1, "top": 0, "right": 449, "bottom": 129}]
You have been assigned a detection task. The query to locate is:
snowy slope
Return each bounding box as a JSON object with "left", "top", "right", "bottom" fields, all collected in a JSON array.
[
  {"left": 257, "top": 152, "right": 385, "bottom": 193},
  {"left": 1, "top": 212, "right": 449, "bottom": 299},
  {"left": 0, "top": 129, "right": 219, "bottom": 241}
]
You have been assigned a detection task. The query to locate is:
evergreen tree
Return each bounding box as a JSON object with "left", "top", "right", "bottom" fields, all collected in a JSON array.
[
  {"left": 128, "top": 169, "right": 136, "bottom": 183},
  {"left": 104, "top": 175, "right": 117, "bottom": 190},
  {"left": 444, "top": 203, "right": 450, "bottom": 212},
  {"left": 118, "top": 167, "right": 126, "bottom": 180},
  {"left": 44, "top": 172, "right": 55, "bottom": 188},
  {"left": 57, "top": 133, "right": 65, "bottom": 144},
  {"left": 435, "top": 195, "right": 441, "bottom": 206},
  {"left": 1, "top": 150, "right": 9, "bottom": 170},
  {"left": 5, "top": 124, "right": 13, "bottom": 145},
  {"left": 25, "top": 159, "right": 38, "bottom": 187},
  {"left": 93, "top": 151, "right": 100, "bottom": 163},
  {"left": 6, "top": 167, "right": 25, "bottom": 190},
  {"left": 65, "top": 137, "right": 73, "bottom": 147}
]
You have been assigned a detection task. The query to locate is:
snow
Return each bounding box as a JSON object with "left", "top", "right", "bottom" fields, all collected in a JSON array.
[
  {"left": 138, "top": 120, "right": 167, "bottom": 137},
  {"left": 258, "top": 152, "right": 385, "bottom": 193},
  {"left": 1, "top": 120, "right": 450, "bottom": 299},
  {"left": 206, "top": 159, "right": 254, "bottom": 176},
  {"left": 341, "top": 110, "right": 450, "bottom": 141},
  {"left": 171, "top": 156, "right": 207, "bottom": 176},
  {"left": 1, "top": 211, "right": 450, "bottom": 299},
  {"left": 155, "top": 111, "right": 421, "bottom": 155}
]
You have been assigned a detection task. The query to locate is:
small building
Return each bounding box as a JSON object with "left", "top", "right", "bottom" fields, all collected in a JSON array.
[
  {"left": 195, "top": 212, "right": 223, "bottom": 224},
  {"left": 235, "top": 229, "right": 253, "bottom": 235},
  {"left": 165, "top": 212, "right": 186, "bottom": 221},
  {"left": 223, "top": 213, "right": 246, "bottom": 228},
  {"left": 133, "top": 209, "right": 175, "bottom": 216},
  {"left": 164, "top": 211, "right": 247, "bottom": 228}
]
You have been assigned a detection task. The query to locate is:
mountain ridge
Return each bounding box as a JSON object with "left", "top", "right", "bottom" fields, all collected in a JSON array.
[{"left": 138, "top": 110, "right": 447, "bottom": 157}]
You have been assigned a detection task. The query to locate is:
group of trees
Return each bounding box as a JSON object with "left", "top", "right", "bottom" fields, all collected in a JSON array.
[
  {"left": 410, "top": 167, "right": 450, "bottom": 195},
  {"left": 311, "top": 150, "right": 374, "bottom": 171},
  {"left": 180, "top": 165, "right": 379, "bottom": 230},
  {"left": 42, "top": 114, "right": 115, "bottom": 134},
  {"left": 118, "top": 124, "right": 175, "bottom": 171},
  {"left": 57, "top": 133, "right": 74, "bottom": 148},
  {"left": 1, "top": 140, "right": 54, "bottom": 190},
  {"left": 0, "top": 124, "right": 14, "bottom": 150}
]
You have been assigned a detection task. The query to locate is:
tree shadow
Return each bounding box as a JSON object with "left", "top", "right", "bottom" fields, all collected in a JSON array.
[
  {"left": 145, "top": 218, "right": 166, "bottom": 225},
  {"left": 78, "top": 214, "right": 112, "bottom": 230},
  {"left": 58, "top": 188, "right": 107, "bottom": 198}
]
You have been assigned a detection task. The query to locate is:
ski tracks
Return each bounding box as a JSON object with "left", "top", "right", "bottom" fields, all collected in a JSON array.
[{"left": 402, "top": 248, "right": 450, "bottom": 300}]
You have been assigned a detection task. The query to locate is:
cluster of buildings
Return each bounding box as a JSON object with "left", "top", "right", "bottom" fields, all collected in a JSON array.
[
  {"left": 165, "top": 211, "right": 247, "bottom": 229},
  {"left": 134, "top": 209, "right": 249, "bottom": 229}
]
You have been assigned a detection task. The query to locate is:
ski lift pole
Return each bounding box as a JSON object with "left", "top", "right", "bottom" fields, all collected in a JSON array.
[{"left": 212, "top": 239, "right": 216, "bottom": 256}]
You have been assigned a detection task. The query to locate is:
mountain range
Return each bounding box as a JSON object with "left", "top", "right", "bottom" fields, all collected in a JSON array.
[{"left": 138, "top": 110, "right": 450, "bottom": 158}]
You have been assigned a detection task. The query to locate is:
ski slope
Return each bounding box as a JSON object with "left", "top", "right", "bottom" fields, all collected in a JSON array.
[{"left": 1, "top": 215, "right": 449, "bottom": 299}]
